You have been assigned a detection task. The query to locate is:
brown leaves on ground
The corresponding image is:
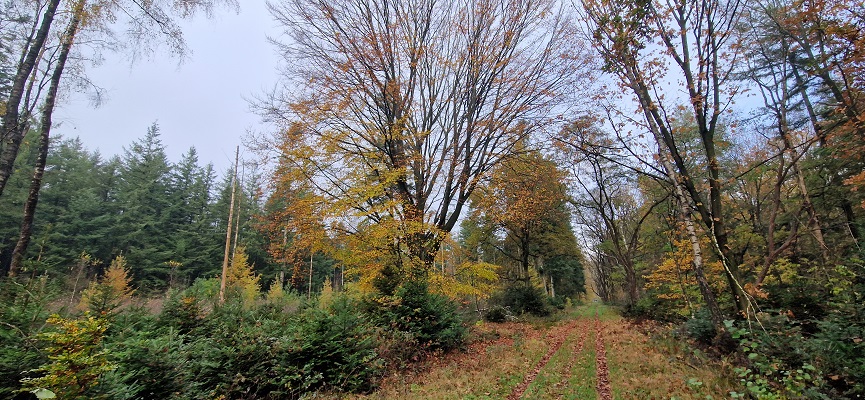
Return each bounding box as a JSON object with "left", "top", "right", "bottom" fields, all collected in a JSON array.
[
  {"left": 595, "top": 317, "right": 613, "bottom": 400},
  {"left": 507, "top": 321, "right": 576, "bottom": 400}
]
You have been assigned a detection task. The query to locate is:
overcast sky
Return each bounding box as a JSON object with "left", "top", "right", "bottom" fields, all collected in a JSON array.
[{"left": 53, "top": 2, "right": 281, "bottom": 172}]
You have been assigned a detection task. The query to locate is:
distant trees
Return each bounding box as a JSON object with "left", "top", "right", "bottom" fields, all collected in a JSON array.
[
  {"left": 462, "top": 150, "right": 585, "bottom": 299},
  {"left": 0, "top": 126, "right": 272, "bottom": 291},
  {"left": 0, "top": 0, "right": 239, "bottom": 277}
]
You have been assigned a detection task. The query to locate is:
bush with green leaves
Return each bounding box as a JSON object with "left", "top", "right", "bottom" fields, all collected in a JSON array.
[
  {"left": 157, "top": 278, "right": 218, "bottom": 334},
  {"left": 623, "top": 291, "right": 688, "bottom": 323},
  {"left": 805, "top": 305, "right": 865, "bottom": 397},
  {"left": 20, "top": 313, "right": 114, "bottom": 400},
  {"left": 725, "top": 319, "right": 828, "bottom": 399},
  {"left": 484, "top": 305, "right": 513, "bottom": 323},
  {"left": 175, "top": 296, "right": 382, "bottom": 398},
  {"left": 684, "top": 308, "right": 717, "bottom": 345}
]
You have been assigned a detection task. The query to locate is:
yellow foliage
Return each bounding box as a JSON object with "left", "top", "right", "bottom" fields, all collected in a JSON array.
[
  {"left": 78, "top": 254, "right": 134, "bottom": 315},
  {"left": 265, "top": 278, "right": 285, "bottom": 302},
  {"left": 644, "top": 237, "right": 724, "bottom": 315},
  {"left": 227, "top": 246, "right": 261, "bottom": 307},
  {"left": 21, "top": 313, "right": 114, "bottom": 398},
  {"left": 318, "top": 277, "right": 335, "bottom": 309},
  {"left": 429, "top": 261, "right": 500, "bottom": 300}
]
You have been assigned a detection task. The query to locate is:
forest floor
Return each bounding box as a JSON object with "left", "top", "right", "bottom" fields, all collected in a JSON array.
[{"left": 331, "top": 304, "right": 738, "bottom": 399}]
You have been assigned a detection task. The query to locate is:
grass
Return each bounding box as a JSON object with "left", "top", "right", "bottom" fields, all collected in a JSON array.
[
  {"left": 523, "top": 320, "right": 597, "bottom": 399},
  {"left": 601, "top": 315, "right": 737, "bottom": 399},
  {"left": 335, "top": 321, "right": 551, "bottom": 399},
  {"left": 320, "top": 304, "right": 736, "bottom": 399}
]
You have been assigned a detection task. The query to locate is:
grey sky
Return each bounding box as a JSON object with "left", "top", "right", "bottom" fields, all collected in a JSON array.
[{"left": 54, "top": 2, "right": 280, "bottom": 172}]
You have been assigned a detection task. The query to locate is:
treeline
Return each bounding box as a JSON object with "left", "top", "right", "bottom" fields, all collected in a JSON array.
[
  {"left": 0, "top": 125, "right": 287, "bottom": 291},
  {"left": 560, "top": 0, "right": 865, "bottom": 397}
]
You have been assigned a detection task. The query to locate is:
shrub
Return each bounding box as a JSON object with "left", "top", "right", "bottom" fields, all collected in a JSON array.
[
  {"left": 684, "top": 308, "right": 716, "bottom": 345},
  {"left": 548, "top": 295, "right": 566, "bottom": 310},
  {"left": 807, "top": 306, "right": 865, "bottom": 397},
  {"left": 101, "top": 329, "right": 186, "bottom": 400},
  {"left": 484, "top": 305, "right": 512, "bottom": 323},
  {"left": 725, "top": 319, "right": 827, "bottom": 399},
  {"left": 78, "top": 255, "right": 134, "bottom": 317},
  {"left": 0, "top": 278, "right": 53, "bottom": 397},
  {"left": 158, "top": 289, "right": 206, "bottom": 334},
  {"left": 365, "top": 280, "right": 467, "bottom": 352},
  {"left": 21, "top": 313, "right": 114, "bottom": 400},
  {"left": 494, "top": 283, "right": 551, "bottom": 317},
  {"left": 179, "top": 295, "right": 382, "bottom": 398},
  {"left": 624, "top": 293, "right": 686, "bottom": 322}
]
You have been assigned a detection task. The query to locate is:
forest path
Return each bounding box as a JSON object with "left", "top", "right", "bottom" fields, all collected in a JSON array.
[{"left": 339, "top": 304, "right": 736, "bottom": 399}]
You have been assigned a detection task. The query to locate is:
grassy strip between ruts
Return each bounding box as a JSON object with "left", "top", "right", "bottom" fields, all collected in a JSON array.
[{"left": 522, "top": 319, "right": 596, "bottom": 400}]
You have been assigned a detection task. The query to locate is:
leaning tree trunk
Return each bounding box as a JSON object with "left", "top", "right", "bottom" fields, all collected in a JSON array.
[
  {"left": 0, "top": 0, "right": 62, "bottom": 199},
  {"left": 9, "top": 0, "right": 84, "bottom": 277},
  {"left": 642, "top": 103, "right": 726, "bottom": 333}
]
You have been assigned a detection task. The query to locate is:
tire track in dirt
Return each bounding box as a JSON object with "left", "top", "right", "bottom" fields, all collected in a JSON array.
[
  {"left": 507, "top": 321, "right": 575, "bottom": 400},
  {"left": 556, "top": 320, "right": 588, "bottom": 399},
  {"left": 595, "top": 315, "right": 612, "bottom": 400}
]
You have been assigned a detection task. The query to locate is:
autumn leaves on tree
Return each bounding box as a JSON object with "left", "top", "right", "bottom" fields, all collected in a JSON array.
[{"left": 262, "top": 0, "right": 586, "bottom": 291}]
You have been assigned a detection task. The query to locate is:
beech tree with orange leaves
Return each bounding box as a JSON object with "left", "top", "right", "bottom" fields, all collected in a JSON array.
[
  {"left": 468, "top": 149, "right": 570, "bottom": 282},
  {"left": 262, "top": 0, "right": 585, "bottom": 289}
]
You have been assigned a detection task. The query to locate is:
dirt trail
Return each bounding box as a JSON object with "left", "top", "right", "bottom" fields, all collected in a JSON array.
[
  {"left": 595, "top": 315, "right": 612, "bottom": 400},
  {"left": 556, "top": 320, "right": 588, "bottom": 399},
  {"left": 506, "top": 321, "right": 575, "bottom": 400}
]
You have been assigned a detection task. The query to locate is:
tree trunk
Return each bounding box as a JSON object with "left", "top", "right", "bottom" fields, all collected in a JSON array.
[
  {"left": 643, "top": 105, "right": 726, "bottom": 333},
  {"left": 219, "top": 146, "right": 239, "bottom": 304},
  {"left": 8, "top": 0, "right": 83, "bottom": 277},
  {"left": 0, "top": 0, "right": 62, "bottom": 198}
]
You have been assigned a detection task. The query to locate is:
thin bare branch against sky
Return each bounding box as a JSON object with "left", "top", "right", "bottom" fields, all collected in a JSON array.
[{"left": 53, "top": 2, "right": 278, "bottom": 171}]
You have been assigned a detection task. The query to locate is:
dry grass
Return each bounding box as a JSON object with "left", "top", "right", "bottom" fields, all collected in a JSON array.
[
  {"left": 602, "top": 317, "right": 737, "bottom": 399},
  {"left": 327, "top": 321, "right": 552, "bottom": 399},
  {"left": 317, "top": 305, "right": 736, "bottom": 400}
]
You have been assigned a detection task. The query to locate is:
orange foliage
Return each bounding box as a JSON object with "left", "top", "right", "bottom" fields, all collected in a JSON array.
[{"left": 644, "top": 236, "right": 725, "bottom": 315}]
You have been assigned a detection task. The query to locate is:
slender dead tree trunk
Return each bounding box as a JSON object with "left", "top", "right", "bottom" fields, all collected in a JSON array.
[
  {"left": 9, "top": 0, "right": 84, "bottom": 277},
  {"left": 219, "top": 146, "right": 239, "bottom": 304}
]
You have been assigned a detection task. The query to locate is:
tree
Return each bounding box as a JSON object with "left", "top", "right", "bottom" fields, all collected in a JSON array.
[
  {"left": 166, "top": 148, "right": 219, "bottom": 284},
  {"left": 561, "top": 120, "right": 665, "bottom": 306},
  {"left": 9, "top": 0, "right": 85, "bottom": 276},
  {"left": 263, "top": 0, "right": 583, "bottom": 284},
  {"left": 20, "top": 313, "right": 113, "bottom": 399},
  {"left": 114, "top": 124, "right": 173, "bottom": 289},
  {"left": 225, "top": 245, "right": 260, "bottom": 307},
  {"left": 0, "top": 0, "right": 238, "bottom": 200},
  {"left": 469, "top": 150, "right": 570, "bottom": 282},
  {"left": 582, "top": 0, "right": 750, "bottom": 325},
  {"left": 78, "top": 254, "right": 135, "bottom": 316}
]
